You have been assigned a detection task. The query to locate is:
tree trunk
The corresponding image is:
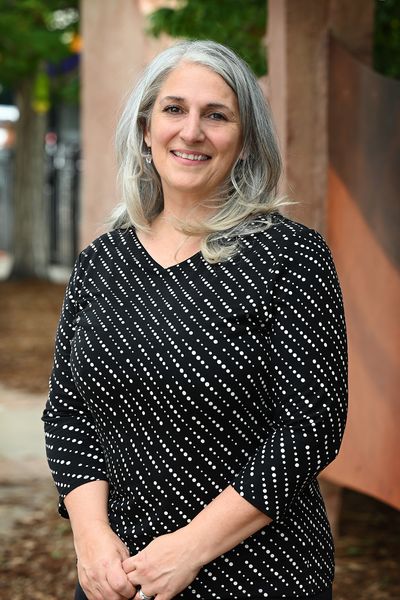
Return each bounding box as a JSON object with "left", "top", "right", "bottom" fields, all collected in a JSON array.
[{"left": 11, "top": 78, "right": 49, "bottom": 278}]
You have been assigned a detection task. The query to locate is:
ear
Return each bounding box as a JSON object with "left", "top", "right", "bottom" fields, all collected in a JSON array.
[{"left": 144, "top": 124, "right": 151, "bottom": 148}]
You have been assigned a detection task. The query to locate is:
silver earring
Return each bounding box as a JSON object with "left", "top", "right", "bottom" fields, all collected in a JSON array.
[{"left": 145, "top": 149, "right": 152, "bottom": 164}]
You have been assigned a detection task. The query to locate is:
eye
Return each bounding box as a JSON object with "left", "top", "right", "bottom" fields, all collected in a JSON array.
[
  {"left": 163, "top": 105, "right": 183, "bottom": 114},
  {"left": 208, "top": 112, "right": 227, "bottom": 121}
]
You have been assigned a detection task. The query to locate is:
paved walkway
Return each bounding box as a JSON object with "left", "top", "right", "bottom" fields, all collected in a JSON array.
[
  {"left": 0, "top": 384, "right": 54, "bottom": 537},
  {"left": 0, "top": 255, "right": 70, "bottom": 538},
  {"left": 0, "top": 251, "right": 12, "bottom": 279},
  {"left": 0, "top": 251, "right": 71, "bottom": 282}
]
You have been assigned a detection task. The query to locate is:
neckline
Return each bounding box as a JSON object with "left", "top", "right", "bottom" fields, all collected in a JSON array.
[{"left": 130, "top": 228, "right": 203, "bottom": 272}]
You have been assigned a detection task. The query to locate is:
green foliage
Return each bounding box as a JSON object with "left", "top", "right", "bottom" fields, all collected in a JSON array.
[
  {"left": 148, "top": 0, "right": 267, "bottom": 76},
  {"left": 0, "top": 0, "right": 79, "bottom": 93},
  {"left": 52, "top": 72, "right": 79, "bottom": 105},
  {"left": 148, "top": 0, "right": 400, "bottom": 81},
  {"left": 374, "top": 0, "right": 400, "bottom": 79}
]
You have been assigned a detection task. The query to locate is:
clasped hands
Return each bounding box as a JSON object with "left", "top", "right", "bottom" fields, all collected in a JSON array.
[
  {"left": 123, "top": 529, "right": 202, "bottom": 600},
  {"left": 76, "top": 523, "right": 202, "bottom": 600}
]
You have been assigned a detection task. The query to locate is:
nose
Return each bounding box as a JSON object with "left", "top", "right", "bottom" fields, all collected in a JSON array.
[{"left": 179, "top": 111, "right": 205, "bottom": 144}]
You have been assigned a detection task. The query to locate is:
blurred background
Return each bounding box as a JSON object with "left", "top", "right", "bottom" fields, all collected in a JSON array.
[{"left": 0, "top": 1, "right": 399, "bottom": 599}]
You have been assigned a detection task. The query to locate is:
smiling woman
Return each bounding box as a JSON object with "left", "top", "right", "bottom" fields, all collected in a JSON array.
[
  {"left": 43, "top": 40, "right": 347, "bottom": 600},
  {"left": 143, "top": 62, "right": 242, "bottom": 231},
  {"left": 111, "top": 40, "right": 286, "bottom": 266}
]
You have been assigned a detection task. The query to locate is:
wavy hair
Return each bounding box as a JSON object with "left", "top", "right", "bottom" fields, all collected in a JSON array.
[{"left": 110, "top": 40, "right": 292, "bottom": 263}]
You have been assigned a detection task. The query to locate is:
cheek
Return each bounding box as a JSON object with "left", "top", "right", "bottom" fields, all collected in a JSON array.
[
  {"left": 152, "top": 136, "right": 173, "bottom": 156},
  {"left": 149, "top": 119, "right": 178, "bottom": 147},
  {"left": 214, "top": 130, "right": 241, "bottom": 157},
  {"left": 218, "top": 143, "right": 241, "bottom": 168}
]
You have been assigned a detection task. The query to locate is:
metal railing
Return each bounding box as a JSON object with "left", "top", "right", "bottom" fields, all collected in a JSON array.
[{"left": 0, "top": 140, "right": 81, "bottom": 269}]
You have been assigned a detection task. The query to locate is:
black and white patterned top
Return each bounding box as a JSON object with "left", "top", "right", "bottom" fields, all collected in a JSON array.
[{"left": 43, "top": 212, "right": 348, "bottom": 599}]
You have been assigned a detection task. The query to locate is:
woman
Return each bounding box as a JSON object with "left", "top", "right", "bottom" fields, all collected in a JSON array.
[{"left": 43, "top": 40, "right": 347, "bottom": 600}]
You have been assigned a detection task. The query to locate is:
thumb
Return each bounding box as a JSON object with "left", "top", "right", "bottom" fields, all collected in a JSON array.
[{"left": 122, "top": 556, "right": 136, "bottom": 573}]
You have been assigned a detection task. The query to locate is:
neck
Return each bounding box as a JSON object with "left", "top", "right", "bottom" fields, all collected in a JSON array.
[
  {"left": 161, "top": 190, "right": 217, "bottom": 225},
  {"left": 138, "top": 203, "right": 206, "bottom": 268}
]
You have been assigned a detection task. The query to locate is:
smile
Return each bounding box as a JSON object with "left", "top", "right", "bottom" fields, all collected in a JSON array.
[{"left": 171, "top": 150, "right": 210, "bottom": 161}]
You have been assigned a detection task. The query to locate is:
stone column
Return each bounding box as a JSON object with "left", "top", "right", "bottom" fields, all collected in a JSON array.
[
  {"left": 80, "top": 0, "right": 167, "bottom": 248},
  {"left": 267, "top": 0, "right": 374, "bottom": 233}
]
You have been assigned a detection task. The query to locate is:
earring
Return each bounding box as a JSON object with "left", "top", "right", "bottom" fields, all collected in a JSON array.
[{"left": 145, "top": 148, "right": 152, "bottom": 164}]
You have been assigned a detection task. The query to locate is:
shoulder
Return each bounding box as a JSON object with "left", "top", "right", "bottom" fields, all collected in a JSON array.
[
  {"left": 258, "top": 212, "right": 328, "bottom": 250},
  {"left": 252, "top": 212, "right": 334, "bottom": 269},
  {"left": 81, "top": 227, "right": 131, "bottom": 259},
  {"left": 237, "top": 212, "right": 339, "bottom": 289},
  {"left": 75, "top": 227, "right": 132, "bottom": 269},
  {"left": 67, "top": 228, "right": 132, "bottom": 293}
]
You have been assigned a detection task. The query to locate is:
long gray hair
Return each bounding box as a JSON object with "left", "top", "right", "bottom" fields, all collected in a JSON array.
[{"left": 110, "top": 40, "right": 291, "bottom": 263}]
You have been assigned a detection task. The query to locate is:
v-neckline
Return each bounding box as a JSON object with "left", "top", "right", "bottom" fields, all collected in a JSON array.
[{"left": 130, "top": 228, "right": 203, "bottom": 272}]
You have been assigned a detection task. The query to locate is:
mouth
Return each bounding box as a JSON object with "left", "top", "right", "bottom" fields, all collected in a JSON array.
[{"left": 171, "top": 150, "right": 211, "bottom": 162}]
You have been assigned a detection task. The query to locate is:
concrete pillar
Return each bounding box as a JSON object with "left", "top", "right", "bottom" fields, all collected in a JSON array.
[
  {"left": 329, "top": 0, "right": 375, "bottom": 64},
  {"left": 267, "top": 0, "right": 374, "bottom": 233},
  {"left": 268, "top": 0, "right": 329, "bottom": 231},
  {"left": 80, "top": 0, "right": 168, "bottom": 248},
  {"left": 267, "top": 0, "right": 374, "bottom": 531}
]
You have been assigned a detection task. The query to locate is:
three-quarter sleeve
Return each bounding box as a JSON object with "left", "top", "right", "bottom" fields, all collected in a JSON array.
[
  {"left": 42, "top": 253, "right": 108, "bottom": 517},
  {"left": 231, "top": 228, "right": 348, "bottom": 521}
]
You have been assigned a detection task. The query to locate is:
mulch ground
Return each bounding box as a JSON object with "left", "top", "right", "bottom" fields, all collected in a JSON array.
[
  {"left": 0, "top": 279, "right": 65, "bottom": 392},
  {"left": 0, "top": 278, "right": 399, "bottom": 599}
]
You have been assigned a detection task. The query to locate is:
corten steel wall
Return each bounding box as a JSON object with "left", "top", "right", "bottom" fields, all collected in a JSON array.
[{"left": 323, "top": 38, "right": 400, "bottom": 509}]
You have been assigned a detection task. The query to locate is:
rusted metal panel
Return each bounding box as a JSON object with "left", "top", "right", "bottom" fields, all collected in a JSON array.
[{"left": 324, "top": 37, "right": 400, "bottom": 509}]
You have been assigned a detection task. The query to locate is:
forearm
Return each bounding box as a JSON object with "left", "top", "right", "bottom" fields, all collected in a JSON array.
[
  {"left": 64, "top": 480, "right": 110, "bottom": 538},
  {"left": 65, "top": 481, "right": 136, "bottom": 598},
  {"left": 185, "top": 484, "right": 272, "bottom": 567}
]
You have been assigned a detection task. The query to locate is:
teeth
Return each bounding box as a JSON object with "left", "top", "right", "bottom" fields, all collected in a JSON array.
[{"left": 173, "top": 151, "right": 209, "bottom": 161}]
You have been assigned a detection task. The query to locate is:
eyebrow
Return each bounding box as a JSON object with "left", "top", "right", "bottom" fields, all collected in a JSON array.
[{"left": 159, "top": 96, "right": 237, "bottom": 116}]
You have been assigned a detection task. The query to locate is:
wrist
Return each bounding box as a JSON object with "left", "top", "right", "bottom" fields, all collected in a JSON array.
[
  {"left": 72, "top": 518, "right": 111, "bottom": 542},
  {"left": 180, "top": 522, "right": 213, "bottom": 568}
]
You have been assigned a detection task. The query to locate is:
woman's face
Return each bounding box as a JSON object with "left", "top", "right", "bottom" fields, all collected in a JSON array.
[{"left": 144, "top": 62, "right": 242, "bottom": 205}]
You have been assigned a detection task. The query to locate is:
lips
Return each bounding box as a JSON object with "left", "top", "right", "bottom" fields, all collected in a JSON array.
[{"left": 171, "top": 150, "right": 211, "bottom": 161}]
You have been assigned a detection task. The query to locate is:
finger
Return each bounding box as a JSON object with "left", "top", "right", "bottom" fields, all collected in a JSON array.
[
  {"left": 78, "top": 577, "right": 101, "bottom": 600},
  {"left": 126, "top": 571, "right": 141, "bottom": 587},
  {"left": 77, "top": 569, "right": 106, "bottom": 600},
  {"left": 140, "top": 588, "right": 156, "bottom": 599},
  {"left": 81, "top": 574, "right": 125, "bottom": 600},
  {"left": 107, "top": 565, "right": 136, "bottom": 598},
  {"left": 122, "top": 556, "right": 136, "bottom": 573},
  {"left": 133, "top": 591, "right": 155, "bottom": 600},
  {"left": 82, "top": 583, "right": 104, "bottom": 600},
  {"left": 95, "top": 578, "right": 127, "bottom": 600}
]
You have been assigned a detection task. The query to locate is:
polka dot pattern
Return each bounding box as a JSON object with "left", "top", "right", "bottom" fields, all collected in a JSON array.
[{"left": 43, "top": 212, "right": 347, "bottom": 599}]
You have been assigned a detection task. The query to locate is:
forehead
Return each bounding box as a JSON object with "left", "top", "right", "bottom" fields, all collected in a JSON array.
[{"left": 157, "top": 62, "right": 238, "bottom": 106}]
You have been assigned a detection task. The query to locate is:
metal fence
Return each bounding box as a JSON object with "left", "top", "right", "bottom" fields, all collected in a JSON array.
[
  {"left": 46, "top": 141, "right": 81, "bottom": 266},
  {"left": 0, "top": 141, "right": 81, "bottom": 269},
  {"left": 0, "top": 148, "right": 14, "bottom": 253}
]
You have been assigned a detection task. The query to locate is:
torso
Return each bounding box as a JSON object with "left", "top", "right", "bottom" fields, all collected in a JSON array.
[{"left": 49, "top": 212, "right": 348, "bottom": 599}]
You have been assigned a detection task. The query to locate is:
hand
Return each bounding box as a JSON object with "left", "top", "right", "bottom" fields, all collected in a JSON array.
[
  {"left": 122, "top": 527, "right": 202, "bottom": 600},
  {"left": 74, "top": 520, "right": 136, "bottom": 600}
]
